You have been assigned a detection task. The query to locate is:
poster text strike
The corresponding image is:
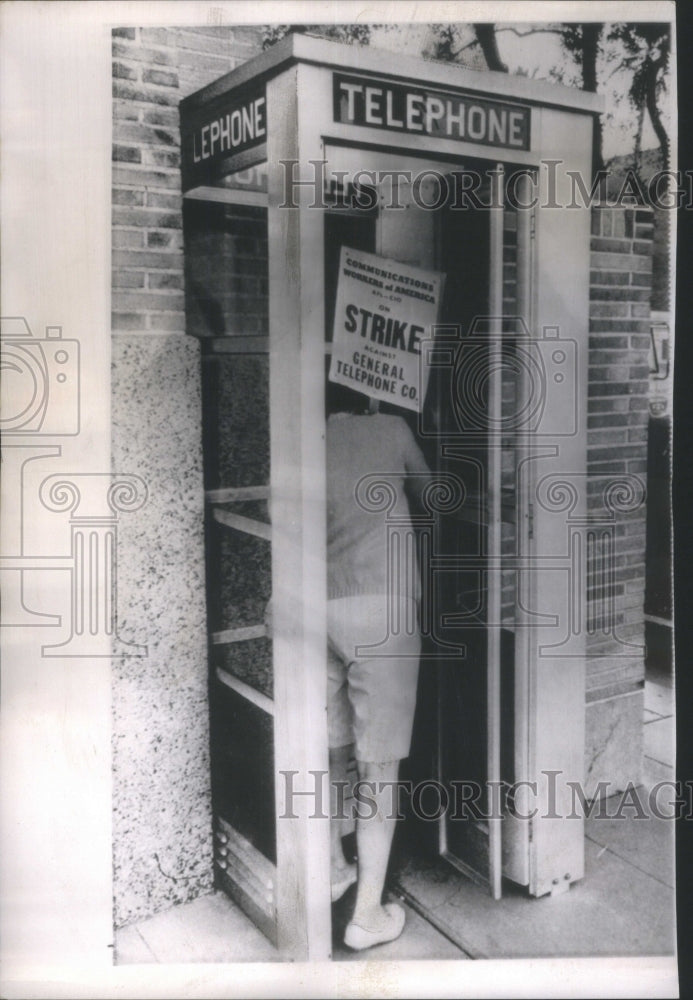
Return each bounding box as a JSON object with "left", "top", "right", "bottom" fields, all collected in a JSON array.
[{"left": 329, "top": 247, "right": 444, "bottom": 413}]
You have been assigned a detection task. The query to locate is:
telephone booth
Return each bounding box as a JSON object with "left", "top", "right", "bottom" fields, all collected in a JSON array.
[{"left": 179, "top": 34, "right": 602, "bottom": 960}]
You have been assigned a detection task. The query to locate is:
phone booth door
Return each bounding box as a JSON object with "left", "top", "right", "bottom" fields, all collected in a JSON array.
[
  {"left": 181, "top": 34, "right": 596, "bottom": 958},
  {"left": 322, "top": 142, "right": 586, "bottom": 906},
  {"left": 322, "top": 146, "right": 529, "bottom": 900}
]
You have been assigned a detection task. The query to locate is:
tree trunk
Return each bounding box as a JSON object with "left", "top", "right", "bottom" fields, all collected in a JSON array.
[
  {"left": 473, "top": 24, "right": 508, "bottom": 72},
  {"left": 581, "top": 23, "right": 600, "bottom": 92},
  {"left": 579, "top": 23, "right": 604, "bottom": 175},
  {"left": 644, "top": 58, "right": 670, "bottom": 167}
]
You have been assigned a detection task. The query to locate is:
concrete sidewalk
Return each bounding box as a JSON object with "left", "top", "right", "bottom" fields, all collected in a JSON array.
[{"left": 114, "top": 672, "right": 675, "bottom": 965}]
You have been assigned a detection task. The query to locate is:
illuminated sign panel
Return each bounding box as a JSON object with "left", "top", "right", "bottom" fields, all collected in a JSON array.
[
  {"left": 181, "top": 83, "right": 266, "bottom": 190},
  {"left": 333, "top": 72, "right": 530, "bottom": 151}
]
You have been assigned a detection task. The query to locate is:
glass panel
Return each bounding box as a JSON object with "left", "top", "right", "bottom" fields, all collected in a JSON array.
[
  {"left": 203, "top": 352, "right": 272, "bottom": 699},
  {"left": 183, "top": 196, "right": 268, "bottom": 338},
  {"left": 183, "top": 176, "right": 275, "bottom": 862},
  {"left": 203, "top": 354, "right": 270, "bottom": 489},
  {"left": 210, "top": 680, "right": 275, "bottom": 863},
  {"left": 432, "top": 185, "right": 493, "bottom": 877}
]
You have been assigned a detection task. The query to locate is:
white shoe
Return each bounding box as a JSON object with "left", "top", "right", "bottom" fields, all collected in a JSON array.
[{"left": 344, "top": 902, "right": 406, "bottom": 950}]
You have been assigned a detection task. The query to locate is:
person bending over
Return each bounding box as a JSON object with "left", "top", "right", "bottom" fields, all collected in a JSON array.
[{"left": 325, "top": 383, "right": 430, "bottom": 950}]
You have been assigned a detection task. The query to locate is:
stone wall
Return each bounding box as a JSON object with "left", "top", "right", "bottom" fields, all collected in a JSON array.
[{"left": 110, "top": 25, "right": 265, "bottom": 929}]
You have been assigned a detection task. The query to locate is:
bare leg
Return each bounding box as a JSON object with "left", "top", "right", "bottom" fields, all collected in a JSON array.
[
  {"left": 329, "top": 744, "right": 355, "bottom": 879},
  {"left": 351, "top": 758, "right": 400, "bottom": 929}
]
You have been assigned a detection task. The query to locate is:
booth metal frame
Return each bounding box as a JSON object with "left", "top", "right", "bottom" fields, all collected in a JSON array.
[{"left": 180, "top": 33, "right": 602, "bottom": 961}]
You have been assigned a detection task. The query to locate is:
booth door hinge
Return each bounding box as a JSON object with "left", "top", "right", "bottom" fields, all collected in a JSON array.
[
  {"left": 527, "top": 502, "right": 534, "bottom": 540},
  {"left": 530, "top": 209, "right": 536, "bottom": 239}
]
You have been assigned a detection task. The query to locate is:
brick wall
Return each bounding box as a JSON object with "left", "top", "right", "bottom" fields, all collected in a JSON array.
[
  {"left": 586, "top": 206, "right": 653, "bottom": 702},
  {"left": 112, "top": 26, "right": 264, "bottom": 333}
]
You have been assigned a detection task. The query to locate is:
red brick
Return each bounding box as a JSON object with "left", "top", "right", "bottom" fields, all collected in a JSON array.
[
  {"left": 113, "top": 188, "right": 145, "bottom": 206},
  {"left": 145, "top": 191, "right": 181, "bottom": 210},
  {"left": 590, "top": 286, "right": 651, "bottom": 302},
  {"left": 629, "top": 335, "right": 651, "bottom": 349},
  {"left": 630, "top": 272, "right": 652, "bottom": 286},
  {"left": 112, "top": 207, "right": 182, "bottom": 229},
  {"left": 590, "top": 364, "right": 631, "bottom": 381},
  {"left": 591, "top": 251, "right": 651, "bottom": 272},
  {"left": 113, "top": 80, "right": 178, "bottom": 107},
  {"left": 623, "top": 520, "right": 648, "bottom": 536},
  {"left": 588, "top": 445, "right": 645, "bottom": 463},
  {"left": 113, "top": 249, "right": 184, "bottom": 270},
  {"left": 635, "top": 219, "right": 654, "bottom": 232},
  {"left": 113, "top": 144, "right": 141, "bottom": 164},
  {"left": 139, "top": 27, "right": 178, "bottom": 47},
  {"left": 588, "top": 397, "right": 630, "bottom": 412},
  {"left": 633, "top": 240, "right": 653, "bottom": 255},
  {"left": 113, "top": 61, "right": 138, "bottom": 81},
  {"left": 626, "top": 460, "right": 648, "bottom": 474},
  {"left": 142, "top": 107, "right": 180, "bottom": 127},
  {"left": 112, "top": 228, "right": 145, "bottom": 249},
  {"left": 143, "top": 68, "right": 179, "bottom": 88},
  {"left": 590, "top": 237, "right": 632, "bottom": 253},
  {"left": 112, "top": 42, "right": 178, "bottom": 66},
  {"left": 588, "top": 429, "right": 628, "bottom": 445},
  {"left": 590, "top": 270, "right": 630, "bottom": 286},
  {"left": 627, "top": 427, "right": 649, "bottom": 443},
  {"left": 589, "top": 336, "right": 629, "bottom": 350},
  {"left": 588, "top": 413, "right": 629, "bottom": 428},
  {"left": 113, "top": 165, "right": 180, "bottom": 190},
  {"left": 590, "top": 350, "right": 629, "bottom": 364},
  {"left": 588, "top": 381, "right": 647, "bottom": 397},
  {"left": 146, "top": 230, "right": 183, "bottom": 249},
  {"left": 113, "top": 270, "right": 146, "bottom": 288},
  {"left": 113, "top": 99, "right": 140, "bottom": 122},
  {"left": 630, "top": 304, "right": 650, "bottom": 318},
  {"left": 148, "top": 312, "right": 187, "bottom": 332},
  {"left": 112, "top": 311, "right": 146, "bottom": 330},
  {"left": 115, "top": 121, "right": 179, "bottom": 147},
  {"left": 116, "top": 291, "right": 185, "bottom": 312},
  {"left": 589, "top": 460, "right": 627, "bottom": 475},
  {"left": 590, "top": 303, "right": 629, "bottom": 318},
  {"left": 112, "top": 27, "right": 137, "bottom": 40},
  {"left": 147, "top": 272, "right": 184, "bottom": 290},
  {"left": 142, "top": 148, "right": 180, "bottom": 169},
  {"left": 590, "top": 319, "right": 650, "bottom": 333}
]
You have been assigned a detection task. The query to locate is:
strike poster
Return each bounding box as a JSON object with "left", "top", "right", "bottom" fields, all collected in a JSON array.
[{"left": 328, "top": 246, "right": 445, "bottom": 413}]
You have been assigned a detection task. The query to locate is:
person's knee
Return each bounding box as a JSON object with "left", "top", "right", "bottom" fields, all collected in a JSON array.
[{"left": 357, "top": 759, "right": 399, "bottom": 782}]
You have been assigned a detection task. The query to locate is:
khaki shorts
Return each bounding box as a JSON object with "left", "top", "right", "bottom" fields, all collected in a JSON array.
[{"left": 326, "top": 594, "right": 421, "bottom": 763}]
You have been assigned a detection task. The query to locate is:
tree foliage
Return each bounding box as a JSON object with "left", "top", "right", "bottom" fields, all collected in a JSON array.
[
  {"left": 261, "top": 23, "right": 372, "bottom": 50},
  {"left": 260, "top": 21, "right": 671, "bottom": 170}
]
